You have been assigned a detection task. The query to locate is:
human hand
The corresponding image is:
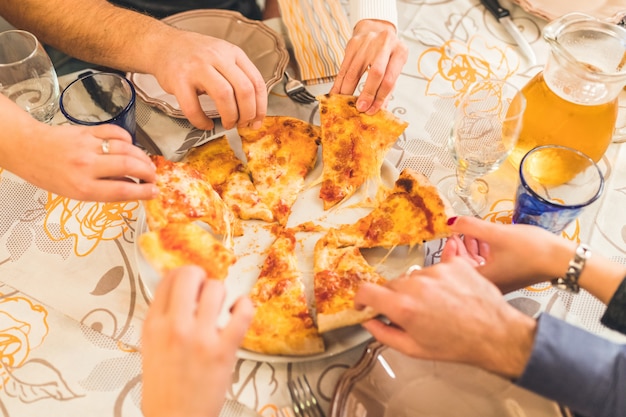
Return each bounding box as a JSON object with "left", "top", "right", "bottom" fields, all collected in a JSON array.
[
  {"left": 354, "top": 257, "right": 536, "bottom": 379},
  {"left": 11, "top": 122, "right": 156, "bottom": 202},
  {"left": 441, "top": 216, "right": 577, "bottom": 293},
  {"left": 141, "top": 265, "right": 254, "bottom": 417},
  {"left": 153, "top": 30, "right": 267, "bottom": 131},
  {"left": 331, "top": 19, "right": 408, "bottom": 115}
]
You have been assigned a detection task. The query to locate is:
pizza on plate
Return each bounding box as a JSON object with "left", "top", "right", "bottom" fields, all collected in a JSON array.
[
  {"left": 329, "top": 168, "right": 451, "bottom": 248},
  {"left": 242, "top": 230, "right": 325, "bottom": 355},
  {"left": 143, "top": 155, "right": 240, "bottom": 240},
  {"left": 138, "top": 221, "right": 236, "bottom": 280},
  {"left": 237, "top": 116, "right": 320, "bottom": 225},
  {"left": 317, "top": 94, "right": 409, "bottom": 210},
  {"left": 181, "top": 135, "right": 274, "bottom": 222},
  {"left": 313, "top": 231, "right": 387, "bottom": 333}
]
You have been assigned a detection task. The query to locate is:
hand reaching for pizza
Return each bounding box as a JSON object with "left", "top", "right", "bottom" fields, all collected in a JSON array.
[
  {"left": 141, "top": 265, "right": 254, "bottom": 417},
  {"left": 331, "top": 19, "right": 408, "bottom": 115},
  {"left": 0, "top": 95, "right": 158, "bottom": 202},
  {"left": 353, "top": 256, "right": 537, "bottom": 380}
]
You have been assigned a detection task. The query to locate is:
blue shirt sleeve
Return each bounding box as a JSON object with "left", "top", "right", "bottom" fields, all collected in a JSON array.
[{"left": 516, "top": 313, "right": 626, "bottom": 417}]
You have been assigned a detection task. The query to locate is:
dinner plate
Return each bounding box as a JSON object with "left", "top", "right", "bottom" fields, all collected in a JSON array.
[
  {"left": 128, "top": 9, "right": 289, "bottom": 119},
  {"left": 330, "top": 341, "right": 572, "bottom": 417},
  {"left": 134, "top": 130, "right": 425, "bottom": 363},
  {"left": 510, "top": 0, "right": 626, "bottom": 23}
]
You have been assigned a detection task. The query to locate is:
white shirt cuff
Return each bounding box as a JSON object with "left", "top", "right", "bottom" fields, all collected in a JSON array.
[{"left": 349, "top": 0, "right": 398, "bottom": 30}]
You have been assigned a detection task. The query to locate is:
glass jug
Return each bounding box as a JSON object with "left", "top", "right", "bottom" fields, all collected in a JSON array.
[{"left": 509, "top": 12, "right": 626, "bottom": 169}]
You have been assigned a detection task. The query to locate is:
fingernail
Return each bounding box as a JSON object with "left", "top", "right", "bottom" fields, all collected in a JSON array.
[
  {"left": 447, "top": 216, "right": 458, "bottom": 226},
  {"left": 356, "top": 100, "right": 368, "bottom": 112},
  {"left": 152, "top": 185, "right": 159, "bottom": 198},
  {"left": 252, "top": 120, "right": 263, "bottom": 130}
]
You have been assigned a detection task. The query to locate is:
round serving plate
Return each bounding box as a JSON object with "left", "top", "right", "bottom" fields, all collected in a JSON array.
[{"left": 134, "top": 132, "right": 426, "bottom": 363}]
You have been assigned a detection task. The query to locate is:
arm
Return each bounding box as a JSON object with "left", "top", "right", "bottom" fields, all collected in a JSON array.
[
  {"left": 518, "top": 313, "right": 626, "bottom": 417},
  {"left": 442, "top": 216, "right": 626, "bottom": 303},
  {"left": 0, "top": 94, "right": 156, "bottom": 202},
  {"left": 330, "top": 0, "right": 408, "bottom": 115},
  {"left": 0, "top": 0, "right": 267, "bottom": 131},
  {"left": 141, "top": 265, "right": 254, "bottom": 417}
]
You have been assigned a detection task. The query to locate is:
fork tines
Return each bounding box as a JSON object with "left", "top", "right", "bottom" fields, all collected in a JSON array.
[
  {"left": 284, "top": 72, "right": 317, "bottom": 105},
  {"left": 288, "top": 375, "right": 326, "bottom": 417}
]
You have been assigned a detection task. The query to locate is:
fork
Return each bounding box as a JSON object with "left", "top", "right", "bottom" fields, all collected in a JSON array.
[
  {"left": 287, "top": 375, "right": 326, "bottom": 417},
  {"left": 284, "top": 71, "right": 317, "bottom": 104}
]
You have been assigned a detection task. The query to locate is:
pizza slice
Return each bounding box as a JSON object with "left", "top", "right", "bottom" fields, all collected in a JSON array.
[
  {"left": 329, "top": 168, "right": 451, "bottom": 248},
  {"left": 143, "top": 155, "right": 240, "bottom": 239},
  {"left": 181, "top": 135, "right": 274, "bottom": 222},
  {"left": 313, "top": 232, "right": 386, "bottom": 333},
  {"left": 317, "top": 94, "right": 408, "bottom": 210},
  {"left": 138, "top": 222, "right": 236, "bottom": 280},
  {"left": 242, "top": 230, "right": 325, "bottom": 356},
  {"left": 238, "top": 116, "right": 320, "bottom": 226}
]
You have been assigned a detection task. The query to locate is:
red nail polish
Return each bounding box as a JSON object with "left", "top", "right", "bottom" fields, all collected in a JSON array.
[{"left": 447, "top": 216, "right": 458, "bottom": 226}]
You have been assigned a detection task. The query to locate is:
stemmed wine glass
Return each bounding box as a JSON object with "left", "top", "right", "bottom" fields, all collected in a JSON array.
[
  {"left": 0, "top": 30, "right": 60, "bottom": 124},
  {"left": 445, "top": 78, "right": 526, "bottom": 215}
]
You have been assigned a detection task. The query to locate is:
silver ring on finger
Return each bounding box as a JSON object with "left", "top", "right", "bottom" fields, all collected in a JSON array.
[
  {"left": 101, "top": 139, "right": 111, "bottom": 155},
  {"left": 406, "top": 264, "right": 422, "bottom": 275}
]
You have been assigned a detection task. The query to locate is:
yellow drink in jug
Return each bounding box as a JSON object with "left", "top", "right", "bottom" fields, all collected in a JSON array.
[{"left": 508, "top": 72, "right": 618, "bottom": 170}]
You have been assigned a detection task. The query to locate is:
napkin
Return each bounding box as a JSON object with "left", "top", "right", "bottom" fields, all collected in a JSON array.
[{"left": 276, "top": 0, "right": 352, "bottom": 85}]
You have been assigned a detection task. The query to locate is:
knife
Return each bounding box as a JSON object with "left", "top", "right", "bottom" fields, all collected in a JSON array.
[{"left": 480, "top": 0, "right": 537, "bottom": 66}]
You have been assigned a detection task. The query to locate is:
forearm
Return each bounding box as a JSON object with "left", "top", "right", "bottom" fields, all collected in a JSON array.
[
  {"left": 539, "top": 237, "right": 626, "bottom": 304},
  {"left": 0, "top": 0, "right": 174, "bottom": 74},
  {"left": 0, "top": 95, "right": 45, "bottom": 178},
  {"left": 517, "top": 314, "right": 626, "bottom": 417}
]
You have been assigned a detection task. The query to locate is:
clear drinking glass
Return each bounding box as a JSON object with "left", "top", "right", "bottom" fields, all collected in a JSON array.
[
  {"left": 0, "top": 30, "right": 60, "bottom": 123},
  {"left": 446, "top": 79, "right": 526, "bottom": 215}
]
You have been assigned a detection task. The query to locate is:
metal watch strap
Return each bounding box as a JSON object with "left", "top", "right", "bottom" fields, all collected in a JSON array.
[{"left": 551, "top": 244, "right": 592, "bottom": 293}]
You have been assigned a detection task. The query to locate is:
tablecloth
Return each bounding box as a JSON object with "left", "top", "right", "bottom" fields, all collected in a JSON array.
[{"left": 1, "top": 0, "right": 626, "bottom": 416}]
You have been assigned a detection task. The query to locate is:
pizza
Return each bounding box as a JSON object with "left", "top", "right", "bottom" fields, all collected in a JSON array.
[
  {"left": 181, "top": 135, "right": 274, "bottom": 222},
  {"left": 138, "top": 222, "right": 235, "bottom": 280},
  {"left": 313, "top": 231, "right": 387, "bottom": 333},
  {"left": 317, "top": 94, "right": 409, "bottom": 210},
  {"left": 237, "top": 116, "right": 320, "bottom": 225},
  {"left": 329, "top": 168, "right": 451, "bottom": 248},
  {"left": 143, "top": 155, "right": 240, "bottom": 239},
  {"left": 241, "top": 230, "right": 325, "bottom": 356}
]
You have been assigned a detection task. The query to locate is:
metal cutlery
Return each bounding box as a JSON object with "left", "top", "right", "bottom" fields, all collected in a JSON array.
[
  {"left": 288, "top": 375, "right": 326, "bottom": 417},
  {"left": 480, "top": 0, "right": 537, "bottom": 66},
  {"left": 284, "top": 71, "right": 317, "bottom": 105}
]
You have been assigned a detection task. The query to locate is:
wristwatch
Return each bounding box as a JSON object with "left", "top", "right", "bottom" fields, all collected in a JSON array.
[{"left": 551, "top": 244, "right": 592, "bottom": 293}]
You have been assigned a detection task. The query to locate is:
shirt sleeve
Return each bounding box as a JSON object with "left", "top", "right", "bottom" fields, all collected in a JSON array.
[
  {"left": 601, "top": 275, "right": 626, "bottom": 334},
  {"left": 516, "top": 313, "right": 626, "bottom": 417},
  {"left": 349, "top": 0, "right": 398, "bottom": 30}
]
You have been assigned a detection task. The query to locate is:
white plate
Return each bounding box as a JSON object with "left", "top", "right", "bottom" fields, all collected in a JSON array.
[
  {"left": 135, "top": 130, "right": 425, "bottom": 363},
  {"left": 128, "top": 9, "right": 289, "bottom": 119},
  {"left": 510, "top": 0, "right": 626, "bottom": 23},
  {"left": 330, "top": 341, "right": 572, "bottom": 417}
]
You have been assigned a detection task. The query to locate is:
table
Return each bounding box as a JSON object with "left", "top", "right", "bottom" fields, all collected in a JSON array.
[{"left": 2, "top": 0, "right": 626, "bottom": 416}]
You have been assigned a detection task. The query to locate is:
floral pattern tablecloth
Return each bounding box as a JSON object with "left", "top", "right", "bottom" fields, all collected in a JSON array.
[{"left": 1, "top": 0, "right": 626, "bottom": 416}]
